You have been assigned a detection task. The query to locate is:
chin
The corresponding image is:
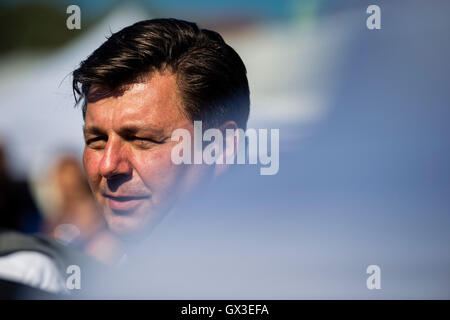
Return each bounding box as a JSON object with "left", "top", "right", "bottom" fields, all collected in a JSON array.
[{"left": 104, "top": 208, "right": 161, "bottom": 240}]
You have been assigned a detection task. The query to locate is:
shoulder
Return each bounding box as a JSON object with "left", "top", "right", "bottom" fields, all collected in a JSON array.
[
  {"left": 0, "top": 250, "right": 66, "bottom": 293},
  {"left": 0, "top": 229, "right": 105, "bottom": 296}
]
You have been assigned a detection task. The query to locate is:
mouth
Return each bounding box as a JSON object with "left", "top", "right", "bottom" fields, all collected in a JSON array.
[{"left": 103, "top": 193, "right": 151, "bottom": 213}]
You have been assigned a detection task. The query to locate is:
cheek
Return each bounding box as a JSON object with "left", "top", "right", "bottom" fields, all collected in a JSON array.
[
  {"left": 83, "top": 149, "right": 101, "bottom": 188},
  {"left": 134, "top": 145, "right": 183, "bottom": 190}
]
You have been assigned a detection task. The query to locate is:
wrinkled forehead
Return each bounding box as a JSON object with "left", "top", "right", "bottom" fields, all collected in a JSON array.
[{"left": 84, "top": 72, "right": 190, "bottom": 132}]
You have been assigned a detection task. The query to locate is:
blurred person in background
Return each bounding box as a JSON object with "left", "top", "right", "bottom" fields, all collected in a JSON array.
[
  {"left": 0, "top": 139, "right": 42, "bottom": 233},
  {"left": 32, "top": 153, "right": 123, "bottom": 265},
  {"left": 0, "top": 151, "right": 108, "bottom": 298}
]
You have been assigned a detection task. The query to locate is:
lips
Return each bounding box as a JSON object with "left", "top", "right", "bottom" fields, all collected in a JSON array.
[{"left": 103, "top": 194, "right": 150, "bottom": 213}]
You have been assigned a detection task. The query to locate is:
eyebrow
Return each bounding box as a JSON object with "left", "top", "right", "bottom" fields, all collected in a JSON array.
[
  {"left": 83, "top": 125, "right": 105, "bottom": 137},
  {"left": 83, "top": 125, "right": 165, "bottom": 138}
]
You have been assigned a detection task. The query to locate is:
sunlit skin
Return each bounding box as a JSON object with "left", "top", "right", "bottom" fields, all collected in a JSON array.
[{"left": 82, "top": 71, "right": 213, "bottom": 240}]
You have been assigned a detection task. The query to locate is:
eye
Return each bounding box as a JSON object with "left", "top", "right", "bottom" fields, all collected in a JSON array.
[
  {"left": 85, "top": 136, "right": 107, "bottom": 149},
  {"left": 131, "top": 136, "right": 163, "bottom": 149}
]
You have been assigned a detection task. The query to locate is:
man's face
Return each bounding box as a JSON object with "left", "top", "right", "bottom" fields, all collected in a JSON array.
[{"left": 83, "top": 71, "right": 208, "bottom": 238}]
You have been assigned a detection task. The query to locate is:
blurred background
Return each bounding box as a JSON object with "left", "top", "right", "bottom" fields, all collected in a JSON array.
[{"left": 0, "top": 0, "right": 449, "bottom": 298}]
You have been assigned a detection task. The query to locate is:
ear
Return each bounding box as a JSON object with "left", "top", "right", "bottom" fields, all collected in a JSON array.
[{"left": 214, "top": 120, "right": 239, "bottom": 178}]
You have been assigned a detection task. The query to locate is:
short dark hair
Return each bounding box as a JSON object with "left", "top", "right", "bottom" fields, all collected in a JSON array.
[{"left": 72, "top": 18, "right": 250, "bottom": 129}]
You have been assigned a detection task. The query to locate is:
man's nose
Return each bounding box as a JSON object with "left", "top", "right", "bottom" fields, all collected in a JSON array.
[{"left": 99, "top": 137, "right": 132, "bottom": 179}]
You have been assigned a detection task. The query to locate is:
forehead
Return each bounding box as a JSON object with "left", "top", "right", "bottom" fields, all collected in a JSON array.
[{"left": 84, "top": 72, "right": 187, "bottom": 131}]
